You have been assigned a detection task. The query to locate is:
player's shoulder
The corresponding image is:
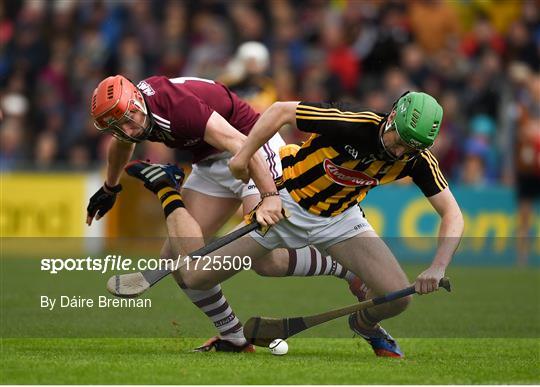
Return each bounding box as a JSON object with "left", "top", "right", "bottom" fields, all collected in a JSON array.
[
  {"left": 137, "top": 76, "right": 202, "bottom": 108},
  {"left": 409, "top": 149, "right": 444, "bottom": 176},
  {"left": 414, "top": 149, "right": 441, "bottom": 165},
  {"left": 137, "top": 76, "right": 180, "bottom": 94},
  {"left": 298, "top": 101, "right": 382, "bottom": 114},
  {"left": 297, "top": 101, "right": 385, "bottom": 123}
]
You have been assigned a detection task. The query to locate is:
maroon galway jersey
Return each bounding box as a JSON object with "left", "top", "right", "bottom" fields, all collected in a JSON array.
[{"left": 136, "top": 76, "right": 260, "bottom": 163}]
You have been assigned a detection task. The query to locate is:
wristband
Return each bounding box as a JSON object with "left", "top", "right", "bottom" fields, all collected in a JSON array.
[
  {"left": 260, "top": 191, "right": 280, "bottom": 199},
  {"left": 104, "top": 182, "right": 123, "bottom": 194}
]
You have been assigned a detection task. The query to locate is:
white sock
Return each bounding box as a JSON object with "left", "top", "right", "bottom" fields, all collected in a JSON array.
[
  {"left": 180, "top": 284, "right": 247, "bottom": 346},
  {"left": 287, "top": 246, "right": 357, "bottom": 284}
]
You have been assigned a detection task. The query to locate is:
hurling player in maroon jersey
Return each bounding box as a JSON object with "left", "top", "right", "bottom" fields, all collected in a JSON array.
[{"left": 86, "top": 75, "right": 366, "bottom": 353}]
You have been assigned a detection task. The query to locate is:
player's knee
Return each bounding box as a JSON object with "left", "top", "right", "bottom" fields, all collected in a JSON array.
[
  {"left": 251, "top": 258, "right": 276, "bottom": 276},
  {"left": 180, "top": 273, "right": 211, "bottom": 291},
  {"left": 251, "top": 250, "right": 288, "bottom": 277},
  {"left": 187, "top": 279, "right": 214, "bottom": 291},
  {"left": 193, "top": 281, "right": 215, "bottom": 291}
]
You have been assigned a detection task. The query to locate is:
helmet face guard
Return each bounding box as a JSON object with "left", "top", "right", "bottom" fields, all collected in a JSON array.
[
  {"left": 91, "top": 75, "right": 152, "bottom": 143},
  {"left": 380, "top": 120, "right": 422, "bottom": 161}
]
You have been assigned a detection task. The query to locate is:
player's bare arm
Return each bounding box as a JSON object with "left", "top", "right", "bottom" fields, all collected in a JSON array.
[
  {"left": 86, "top": 139, "right": 136, "bottom": 226},
  {"left": 105, "top": 138, "right": 136, "bottom": 187},
  {"left": 229, "top": 101, "right": 300, "bottom": 181},
  {"left": 204, "top": 111, "right": 283, "bottom": 226},
  {"left": 415, "top": 187, "right": 464, "bottom": 294}
]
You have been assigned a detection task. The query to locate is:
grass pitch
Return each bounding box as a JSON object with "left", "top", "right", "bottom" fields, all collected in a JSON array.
[
  {"left": 1, "top": 259, "right": 539, "bottom": 384},
  {"left": 2, "top": 338, "right": 538, "bottom": 384}
]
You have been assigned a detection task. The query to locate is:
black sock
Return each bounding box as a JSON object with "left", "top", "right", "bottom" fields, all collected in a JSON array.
[{"left": 157, "top": 186, "right": 184, "bottom": 218}]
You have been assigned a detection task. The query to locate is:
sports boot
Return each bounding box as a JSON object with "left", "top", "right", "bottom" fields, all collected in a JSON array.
[
  {"left": 125, "top": 160, "right": 184, "bottom": 193},
  {"left": 193, "top": 336, "right": 255, "bottom": 353},
  {"left": 349, "top": 311, "right": 404, "bottom": 358}
]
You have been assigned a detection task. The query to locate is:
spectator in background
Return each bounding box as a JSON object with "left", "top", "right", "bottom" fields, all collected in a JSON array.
[
  {"left": 125, "top": 1, "right": 162, "bottom": 73},
  {"left": 429, "top": 47, "right": 467, "bottom": 92},
  {"left": 460, "top": 13, "right": 505, "bottom": 59},
  {"left": 1, "top": 71, "right": 29, "bottom": 170},
  {"left": 0, "top": 112, "right": 25, "bottom": 171},
  {"left": 383, "top": 67, "right": 414, "bottom": 104},
  {"left": 466, "top": 115, "right": 500, "bottom": 182},
  {"left": 408, "top": 0, "right": 461, "bottom": 54},
  {"left": 363, "top": 89, "right": 388, "bottom": 112},
  {"left": 114, "top": 35, "right": 145, "bottom": 82},
  {"left": 458, "top": 115, "right": 498, "bottom": 187},
  {"left": 400, "top": 44, "right": 430, "bottom": 88},
  {"left": 68, "top": 141, "right": 91, "bottom": 170},
  {"left": 157, "top": 0, "right": 187, "bottom": 77},
  {"left": 463, "top": 66, "right": 500, "bottom": 120},
  {"left": 34, "top": 132, "right": 58, "bottom": 170},
  {"left": 514, "top": 74, "right": 540, "bottom": 265},
  {"left": 360, "top": 2, "right": 409, "bottom": 77},
  {"left": 431, "top": 92, "right": 465, "bottom": 180},
  {"left": 460, "top": 151, "right": 488, "bottom": 188},
  {"left": 228, "top": 2, "right": 266, "bottom": 43},
  {"left": 269, "top": 0, "right": 305, "bottom": 74},
  {"left": 0, "top": 0, "right": 536, "bottom": 185},
  {"left": 220, "top": 41, "right": 276, "bottom": 113},
  {"left": 505, "top": 19, "right": 540, "bottom": 70},
  {"left": 321, "top": 12, "right": 360, "bottom": 96},
  {"left": 182, "top": 11, "right": 231, "bottom": 79}
]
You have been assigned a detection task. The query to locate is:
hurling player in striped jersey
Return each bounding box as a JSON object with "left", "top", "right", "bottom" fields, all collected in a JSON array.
[
  {"left": 217, "top": 91, "right": 462, "bottom": 357},
  {"left": 86, "top": 75, "right": 367, "bottom": 353},
  {"left": 127, "top": 91, "right": 463, "bottom": 358}
]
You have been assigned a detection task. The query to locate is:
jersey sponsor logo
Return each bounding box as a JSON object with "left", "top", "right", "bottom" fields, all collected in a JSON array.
[
  {"left": 137, "top": 81, "right": 155, "bottom": 96},
  {"left": 323, "top": 159, "right": 379, "bottom": 187}
]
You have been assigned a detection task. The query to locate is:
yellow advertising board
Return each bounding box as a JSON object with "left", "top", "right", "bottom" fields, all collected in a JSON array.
[{"left": 1, "top": 173, "right": 88, "bottom": 237}]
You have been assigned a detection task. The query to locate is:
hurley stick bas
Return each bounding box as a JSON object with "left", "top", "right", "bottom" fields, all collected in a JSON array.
[
  {"left": 106, "top": 221, "right": 259, "bottom": 298},
  {"left": 244, "top": 277, "right": 451, "bottom": 346}
]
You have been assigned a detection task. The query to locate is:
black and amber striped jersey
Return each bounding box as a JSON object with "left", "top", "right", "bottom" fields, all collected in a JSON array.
[{"left": 278, "top": 102, "right": 448, "bottom": 217}]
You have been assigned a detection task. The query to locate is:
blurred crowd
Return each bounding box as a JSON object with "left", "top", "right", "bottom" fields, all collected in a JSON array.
[{"left": 1, "top": 0, "right": 539, "bottom": 189}]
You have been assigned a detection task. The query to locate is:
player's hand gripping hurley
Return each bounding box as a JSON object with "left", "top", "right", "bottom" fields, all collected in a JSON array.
[{"left": 244, "top": 278, "right": 451, "bottom": 346}]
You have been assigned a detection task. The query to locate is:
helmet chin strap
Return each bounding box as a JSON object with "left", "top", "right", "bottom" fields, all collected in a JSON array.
[
  {"left": 378, "top": 134, "right": 400, "bottom": 161},
  {"left": 378, "top": 122, "right": 423, "bottom": 162}
]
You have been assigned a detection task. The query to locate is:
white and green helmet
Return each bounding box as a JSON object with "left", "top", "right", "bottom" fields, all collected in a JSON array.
[{"left": 392, "top": 92, "right": 443, "bottom": 150}]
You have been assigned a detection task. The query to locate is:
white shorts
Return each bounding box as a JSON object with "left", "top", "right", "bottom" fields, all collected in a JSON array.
[
  {"left": 250, "top": 189, "right": 374, "bottom": 253},
  {"left": 182, "top": 133, "right": 284, "bottom": 199}
]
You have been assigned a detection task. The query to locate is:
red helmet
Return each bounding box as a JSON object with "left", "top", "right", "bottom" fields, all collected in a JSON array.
[{"left": 91, "top": 75, "right": 151, "bottom": 143}]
